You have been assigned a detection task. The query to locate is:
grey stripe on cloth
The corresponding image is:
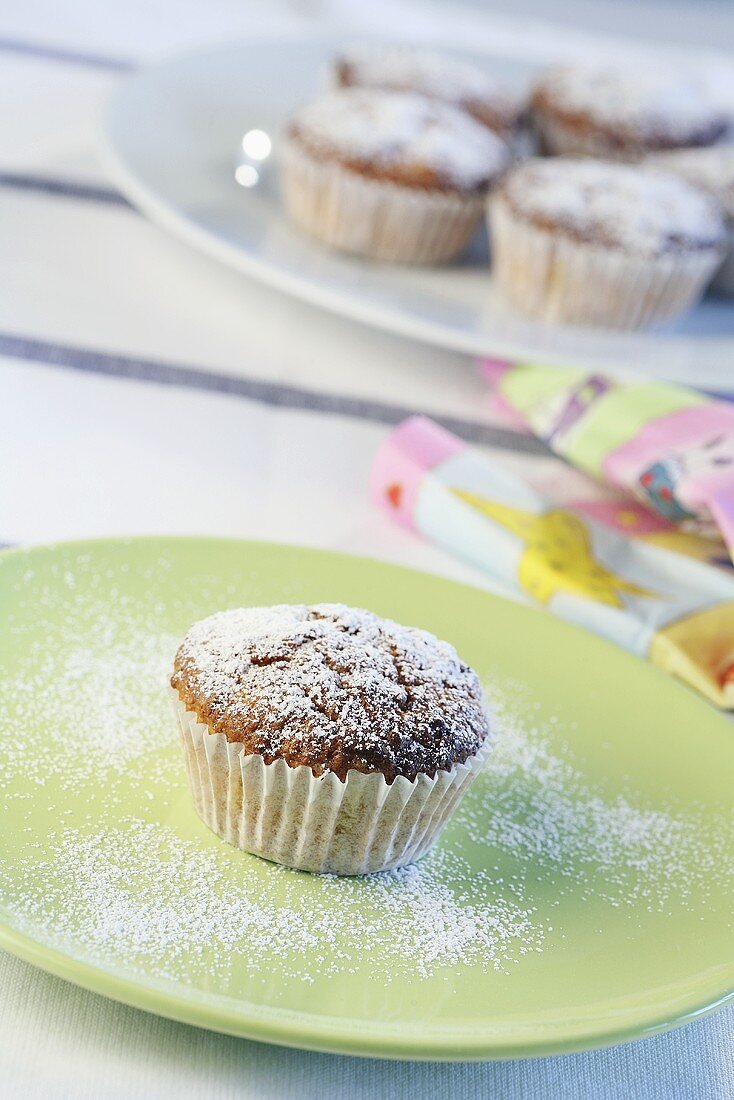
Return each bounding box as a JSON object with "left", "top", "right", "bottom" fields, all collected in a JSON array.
[
  {"left": 0, "top": 172, "right": 131, "bottom": 207},
  {"left": 0, "top": 36, "right": 132, "bottom": 71},
  {"left": 0, "top": 332, "right": 550, "bottom": 455}
]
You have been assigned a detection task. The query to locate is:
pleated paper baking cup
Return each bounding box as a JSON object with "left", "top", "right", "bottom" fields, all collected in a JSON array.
[
  {"left": 488, "top": 196, "right": 722, "bottom": 330},
  {"left": 170, "top": 690, "right": 493, "bottom": 875},
  {"left": 278, "top": 136, "right": 485, "bottom": 265}
]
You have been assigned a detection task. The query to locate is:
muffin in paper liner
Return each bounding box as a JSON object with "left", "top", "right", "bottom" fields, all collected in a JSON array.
[
  {"left": 488, "top": 194, "right": 723, "bottom": 330},
  {"left": 278, "top": 135, "right": 485, "bottom": 265},
  {"left": 170, "top": 689, "right": 493, "bottom": 875}
]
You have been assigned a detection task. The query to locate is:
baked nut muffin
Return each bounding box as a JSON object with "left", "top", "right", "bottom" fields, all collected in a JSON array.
[
  {"left": 645, "top": 146, "right": 734, "bottom": 295},
  {"left": 279, "top": 88, "right": 510, "bottom": 264},
  {"left": 488, "top": 158, "right": 726, "bottom": 329},
  {"left": 332, "top": 42, "right": 524, "bottom": 138},
  {"left": 531, "top": 65, "right": 729, "bottom": 162},
  {"left": 170, "top": 604, "right": 492, "bottom": 874}
]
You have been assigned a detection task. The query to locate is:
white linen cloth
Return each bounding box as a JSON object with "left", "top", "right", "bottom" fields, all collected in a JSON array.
[{"left": 0, "top": 1, "right": 732, "bottom": 1096}]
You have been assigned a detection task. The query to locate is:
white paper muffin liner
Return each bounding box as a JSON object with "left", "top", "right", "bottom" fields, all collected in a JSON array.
[
  {"left": 488, "top": 195, "right": 723, "bottom": 330},
  {"left": 278, "top": 135, "right": 486, "bottom": 265},
  {"left": 170, "top": 690, "right": 493, "bottom": 875}
]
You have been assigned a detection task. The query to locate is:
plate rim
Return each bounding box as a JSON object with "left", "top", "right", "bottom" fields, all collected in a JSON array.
[
  {"left": 99, "top": 34, "right": 734, "bottom": 391},
  {"left": 1, "top": 534, "right": 733, "bottom": 1061},
  {"left": 2, "top": 919, "right": 733, "bottom": 1061}
]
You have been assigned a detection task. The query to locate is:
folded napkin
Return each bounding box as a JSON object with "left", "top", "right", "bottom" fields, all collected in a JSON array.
[
  {"left": 482, "top": 359, "right": 734, "bottom": 561},
  {"left": 371, "top": 416, "right": 734, "bottom": 709}
]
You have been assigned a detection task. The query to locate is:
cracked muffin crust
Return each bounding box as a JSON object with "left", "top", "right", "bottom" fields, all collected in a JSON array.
[{"left": 171, "top": 603, "right": 489, "bottom": 783}]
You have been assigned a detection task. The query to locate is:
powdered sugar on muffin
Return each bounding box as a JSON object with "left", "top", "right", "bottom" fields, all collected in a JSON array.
[
  {"left": 172, "top": 603, "right": 489, "bottom": 783},
  {"left": 333, "top": 43, "right": 523, "bottom": 134},
  {"left": 533, "top": 65, "right": 728, "bottom": 149},
  {"left": 499, "top": 158, "right": 726, "bottom": 257},
  {"left": 287, "top": 88, "right": 509, "bottom": 192}
]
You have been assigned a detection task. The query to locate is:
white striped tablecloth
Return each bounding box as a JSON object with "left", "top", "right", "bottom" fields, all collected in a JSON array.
[{"left": 1, "top": 2, "right": 732, "bottom": 1097}]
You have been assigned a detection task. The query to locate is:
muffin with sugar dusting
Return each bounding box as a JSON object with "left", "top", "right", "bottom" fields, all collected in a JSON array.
[
  {"left": 170, "top": 603, "right": 492, "bottom": 874},
  {"left": 332, "top": 42, "right": 524, "bottom": 138},
  {"left": 644, "top": 146, "right": 734, "bottom": 295},
  {"left": 531, "top": 65, "right": 729, "bottom": 162},
  {"left": 488, "top": 157, "right": 726, "bottom": 329},
  {"left": 279, "top": 87, "right": 509, "bottom": 264}
]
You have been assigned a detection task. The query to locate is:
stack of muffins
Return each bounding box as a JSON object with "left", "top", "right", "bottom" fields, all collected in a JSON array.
[{"left": 277, "top": 44, "right": 733, "bottom": 330}]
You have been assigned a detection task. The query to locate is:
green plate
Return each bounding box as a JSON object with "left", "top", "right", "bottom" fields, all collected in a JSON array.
[{"left": 1, "top": 537, "right": 733, "bottom": 1060}]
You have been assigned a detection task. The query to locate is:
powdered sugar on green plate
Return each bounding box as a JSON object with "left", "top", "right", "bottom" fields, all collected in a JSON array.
[{"left": 0, "top": 549, "right": 732, "bottom": 995}]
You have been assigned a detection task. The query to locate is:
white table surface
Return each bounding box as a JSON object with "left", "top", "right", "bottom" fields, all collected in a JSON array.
[{"left": 1, "top": 1, "right": 733, "bottom": 1096}]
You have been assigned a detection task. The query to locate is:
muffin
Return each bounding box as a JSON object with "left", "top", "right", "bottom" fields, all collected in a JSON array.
[
  {"left": 488, "top": 157, "right": 726, "bottom": 329},
  {"left": 332, "top": 42, "right": 524, "bottom": 138},
  {"left": 279, "top": 88, "right": 510, "bottom": 264},
  {"left": 531, "top": 65, "right": 729, "bottom": 162},
  {"left": 170, "top": 603, "right": 492, "bottom": 875},
  {"left": 645, "top": 146, "right": 734, "bottom": 295}
]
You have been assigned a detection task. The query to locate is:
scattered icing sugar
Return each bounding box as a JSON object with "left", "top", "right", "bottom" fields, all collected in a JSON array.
[
  {"left": 3, "top": 633, "right": 179, "bottom": 782},
  {"left": 645, "top": 146, "right": 734, "bottom": 218},
  {"left": 500, "top": 158, "right": 726, "bottom": 255},
  {"left": 289, "top": 89, "right": 509, "bottom": 190},
  {"left": 468, "top": 684, "right": 730, "bottom": 910},
  {"left": 534, "top": 64, "right": 727, "bottom": 143},
  {"left": 6, "top": 822, "right": 542, "bottom": 984},
  {"left": 171, "top": 603, "right": 489, "bottom": 781},
  {"left": 335, "top": 42, "right": 521, "bottom": 123},
  {"left": 0, "top": 570, "right": 732, "bottom": 990}
]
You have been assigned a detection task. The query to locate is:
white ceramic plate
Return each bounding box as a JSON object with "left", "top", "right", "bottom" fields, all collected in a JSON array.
[{"left": 101, "top": 36, "right": 734, "bottom": 390}]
